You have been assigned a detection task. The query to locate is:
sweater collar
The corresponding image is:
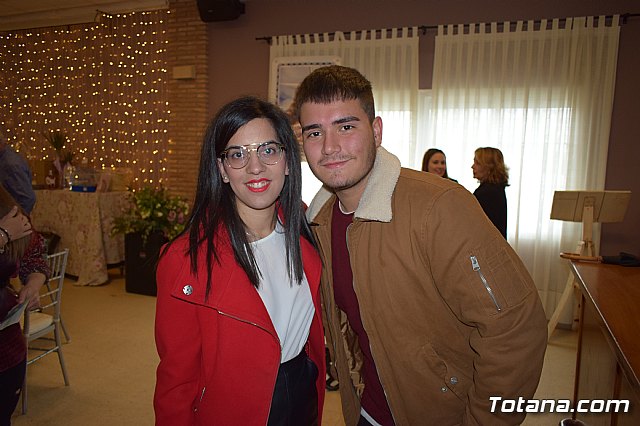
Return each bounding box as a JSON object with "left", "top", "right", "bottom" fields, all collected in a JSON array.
[{"left": 307, "top": 146, "right": 401, "bottom": 224}]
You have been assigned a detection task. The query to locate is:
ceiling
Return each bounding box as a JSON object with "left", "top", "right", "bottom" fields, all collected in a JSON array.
[{"left": 0, "top": 0, "right": 169, "bottom": 31}]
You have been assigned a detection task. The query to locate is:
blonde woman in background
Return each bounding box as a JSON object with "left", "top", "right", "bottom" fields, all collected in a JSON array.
[{"left": 472, "top": 147, "right": 509, "bottom": 238}]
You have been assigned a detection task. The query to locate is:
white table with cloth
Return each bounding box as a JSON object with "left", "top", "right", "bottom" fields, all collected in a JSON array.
[{"left": 30, "top": 189, "right": 130, "bottom": 286}]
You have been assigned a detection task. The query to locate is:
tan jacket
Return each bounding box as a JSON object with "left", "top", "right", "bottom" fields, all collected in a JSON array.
[{"left": 307, "top": 147, "right": 547, "bottom": 426}]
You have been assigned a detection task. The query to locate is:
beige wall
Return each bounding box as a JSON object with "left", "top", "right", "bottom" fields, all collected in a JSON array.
[
  {"left": 601, "top": 18, "right": 640, "bottom": 255},
  {"left": 202, "top": 0, "right": 639, "bottom": 254}
]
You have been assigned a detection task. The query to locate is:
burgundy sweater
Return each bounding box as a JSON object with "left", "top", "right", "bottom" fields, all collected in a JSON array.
[{"left": 331, "top": 202, "right": 394, "bottom": 425}]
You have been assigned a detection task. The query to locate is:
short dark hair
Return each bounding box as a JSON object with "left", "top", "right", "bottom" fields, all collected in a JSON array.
[
  {"left": 421, "top": 148, "right": 449, "bottom": 179},
  {"left": 164, "top": 96, "right": 316, "bottom": 296},
  {"left": 292, "top": 65, "right": 376, "bottom": 123}
]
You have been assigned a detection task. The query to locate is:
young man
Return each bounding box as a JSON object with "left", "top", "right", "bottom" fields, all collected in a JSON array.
[{"left": 293, "top": 65, "right": 547, "bottom": 426}]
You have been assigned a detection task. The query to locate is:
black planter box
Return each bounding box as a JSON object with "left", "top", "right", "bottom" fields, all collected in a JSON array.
[{"left": 124, "top": 232, "right": 167, "bottom": 296}]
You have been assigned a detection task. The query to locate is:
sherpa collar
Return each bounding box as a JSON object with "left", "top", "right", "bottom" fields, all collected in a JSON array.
[{"left": 306, "top": 146, "right": 401, "bottom": 223}]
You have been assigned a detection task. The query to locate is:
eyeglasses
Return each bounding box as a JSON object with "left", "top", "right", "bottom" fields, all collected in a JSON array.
[{"left": 219, "top": 141, "right": 286, "bottom": 169}]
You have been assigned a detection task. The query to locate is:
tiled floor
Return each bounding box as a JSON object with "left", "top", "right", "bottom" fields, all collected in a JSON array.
[{"left": 12, "top": 271, "right": 577, "bottom": 425}]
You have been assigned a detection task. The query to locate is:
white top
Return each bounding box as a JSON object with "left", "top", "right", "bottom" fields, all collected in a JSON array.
[{"left": 252, "top": 223, "right": 314, "bottom": 363}]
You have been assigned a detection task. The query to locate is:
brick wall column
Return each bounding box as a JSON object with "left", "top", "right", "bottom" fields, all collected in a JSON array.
[{"left": 166, "top": 0, "right": 208, "bottom": 200}]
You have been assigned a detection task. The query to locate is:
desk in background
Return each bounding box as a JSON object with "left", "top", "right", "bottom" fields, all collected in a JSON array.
[
  {"left": 571, "top": 261, "right": 640, "bottom": 425},
  {"left": 31, "top": 189, "right": 130, "bottom": 286}
]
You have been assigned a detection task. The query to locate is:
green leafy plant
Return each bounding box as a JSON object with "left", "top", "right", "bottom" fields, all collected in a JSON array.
[{"left": 112, "top": 187, "right": 190, "bottom": 242}]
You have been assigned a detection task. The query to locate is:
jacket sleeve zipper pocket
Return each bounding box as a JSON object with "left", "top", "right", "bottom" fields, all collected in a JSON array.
[{"left": 470, "top": 255, "right": 501, "bottom": 312}]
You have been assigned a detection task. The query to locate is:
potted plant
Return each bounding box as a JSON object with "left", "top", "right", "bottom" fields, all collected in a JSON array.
[{"left": 112, "top": 187, "right": 190, "bottom": 295}]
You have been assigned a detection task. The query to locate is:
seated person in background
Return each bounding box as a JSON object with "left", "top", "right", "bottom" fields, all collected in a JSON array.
[
  {"left": 0, "top": 129, "right": 36, "bottom": 214},
  {"left": 421, "top": 148, "right": 457, "bottom": 182},
  {"left": 472, "top": 147, "right": 509, "bottom": 239},
  {"left": 0, "top": 184, "right": 49, "bottom": 425}
]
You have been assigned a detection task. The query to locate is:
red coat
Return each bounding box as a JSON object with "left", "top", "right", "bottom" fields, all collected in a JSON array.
[{"left": 154, "top": 229, "right": 325, "bottom": 425}]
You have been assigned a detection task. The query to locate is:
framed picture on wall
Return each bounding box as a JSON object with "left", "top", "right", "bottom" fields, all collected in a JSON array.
[
  {"left": 268, "top": 55, "right": 341, "bottom": 204},
  {"left": 269, "top": 56, "right": 342, "bottom": 114}
]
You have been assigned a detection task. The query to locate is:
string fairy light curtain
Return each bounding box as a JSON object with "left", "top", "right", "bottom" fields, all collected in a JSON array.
[
  {"left": 421, "top": 16, "right": 620, "bottom": 318},
  {"left": 0, "top": 10, "right": 169, "bottom": 187},
  {"left": 270, "top": 27, "right": 420, "bottom": 167}
]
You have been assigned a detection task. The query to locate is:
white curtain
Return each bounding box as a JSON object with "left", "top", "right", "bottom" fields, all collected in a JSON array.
[
  {"left": 270, "top": 27, "right": 420, "bottom": 171},
  {"left": 422, "top": 17, "right": 620, "bottom": 319}
]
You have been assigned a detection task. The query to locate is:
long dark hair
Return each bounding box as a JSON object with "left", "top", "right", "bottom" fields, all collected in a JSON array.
[
  {"left": 165, "top": 96, "right": 316, "bottom": 297},
  {"left": 421, "top": 148, "right": 449, "bottom": 179}
]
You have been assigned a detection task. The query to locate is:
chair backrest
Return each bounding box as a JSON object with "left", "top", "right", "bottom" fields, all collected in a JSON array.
[
  {"left": 44, "top": 248, "right": 68, "bottom": 318},
  {"left": 23, "top": 249, "right": 69, "bottom": 337},
  {"left": 21, "top": 248, "right": 71, "bottom": 415}
]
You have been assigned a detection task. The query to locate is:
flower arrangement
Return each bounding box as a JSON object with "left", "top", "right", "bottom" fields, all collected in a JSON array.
[
  {"left": 44, "top": 130, "right": 75, "bottom": 188},
  {"left": 112, "top": 187, "right": 190, "bottom": 242}
]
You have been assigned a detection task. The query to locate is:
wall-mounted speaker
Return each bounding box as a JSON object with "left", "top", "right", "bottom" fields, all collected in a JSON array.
[{"left": 197, "top": 0, "right": 245, "bottom": 22}]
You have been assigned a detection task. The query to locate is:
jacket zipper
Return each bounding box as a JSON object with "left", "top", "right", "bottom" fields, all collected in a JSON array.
[
  {"left": 217, "top": 310, "right": 280, "bottom": 343},
  {"left": 217, "top": 309, "right": 281, "bottom": 421},
  {"left": 345, "top": 221, "right": 398, "bottom": 425},
  {"left": 194, "top": 386, "right": 206, "bottom": 412},
  {"left": 470, "top": 255, "right": 501, "bottom": 312}
]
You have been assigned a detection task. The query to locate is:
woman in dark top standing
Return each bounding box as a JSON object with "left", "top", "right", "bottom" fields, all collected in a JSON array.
[{"left": 471, "top": 147, "right": 509, "bottom": 238}]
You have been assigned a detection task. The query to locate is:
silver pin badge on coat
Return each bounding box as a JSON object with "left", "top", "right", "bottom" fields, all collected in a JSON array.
[{"left": 182, "top": 285, "right": 193, "bottom": 295}]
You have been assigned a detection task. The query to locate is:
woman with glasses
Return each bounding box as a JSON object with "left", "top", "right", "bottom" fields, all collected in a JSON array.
[{"left": 154, "top": 96, "right": 325, "bottom": 425}]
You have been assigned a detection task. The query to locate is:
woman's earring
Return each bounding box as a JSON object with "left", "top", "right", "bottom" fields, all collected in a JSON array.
[{"left": 222, "top": 175, "right": 229, "bottom": 182}]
